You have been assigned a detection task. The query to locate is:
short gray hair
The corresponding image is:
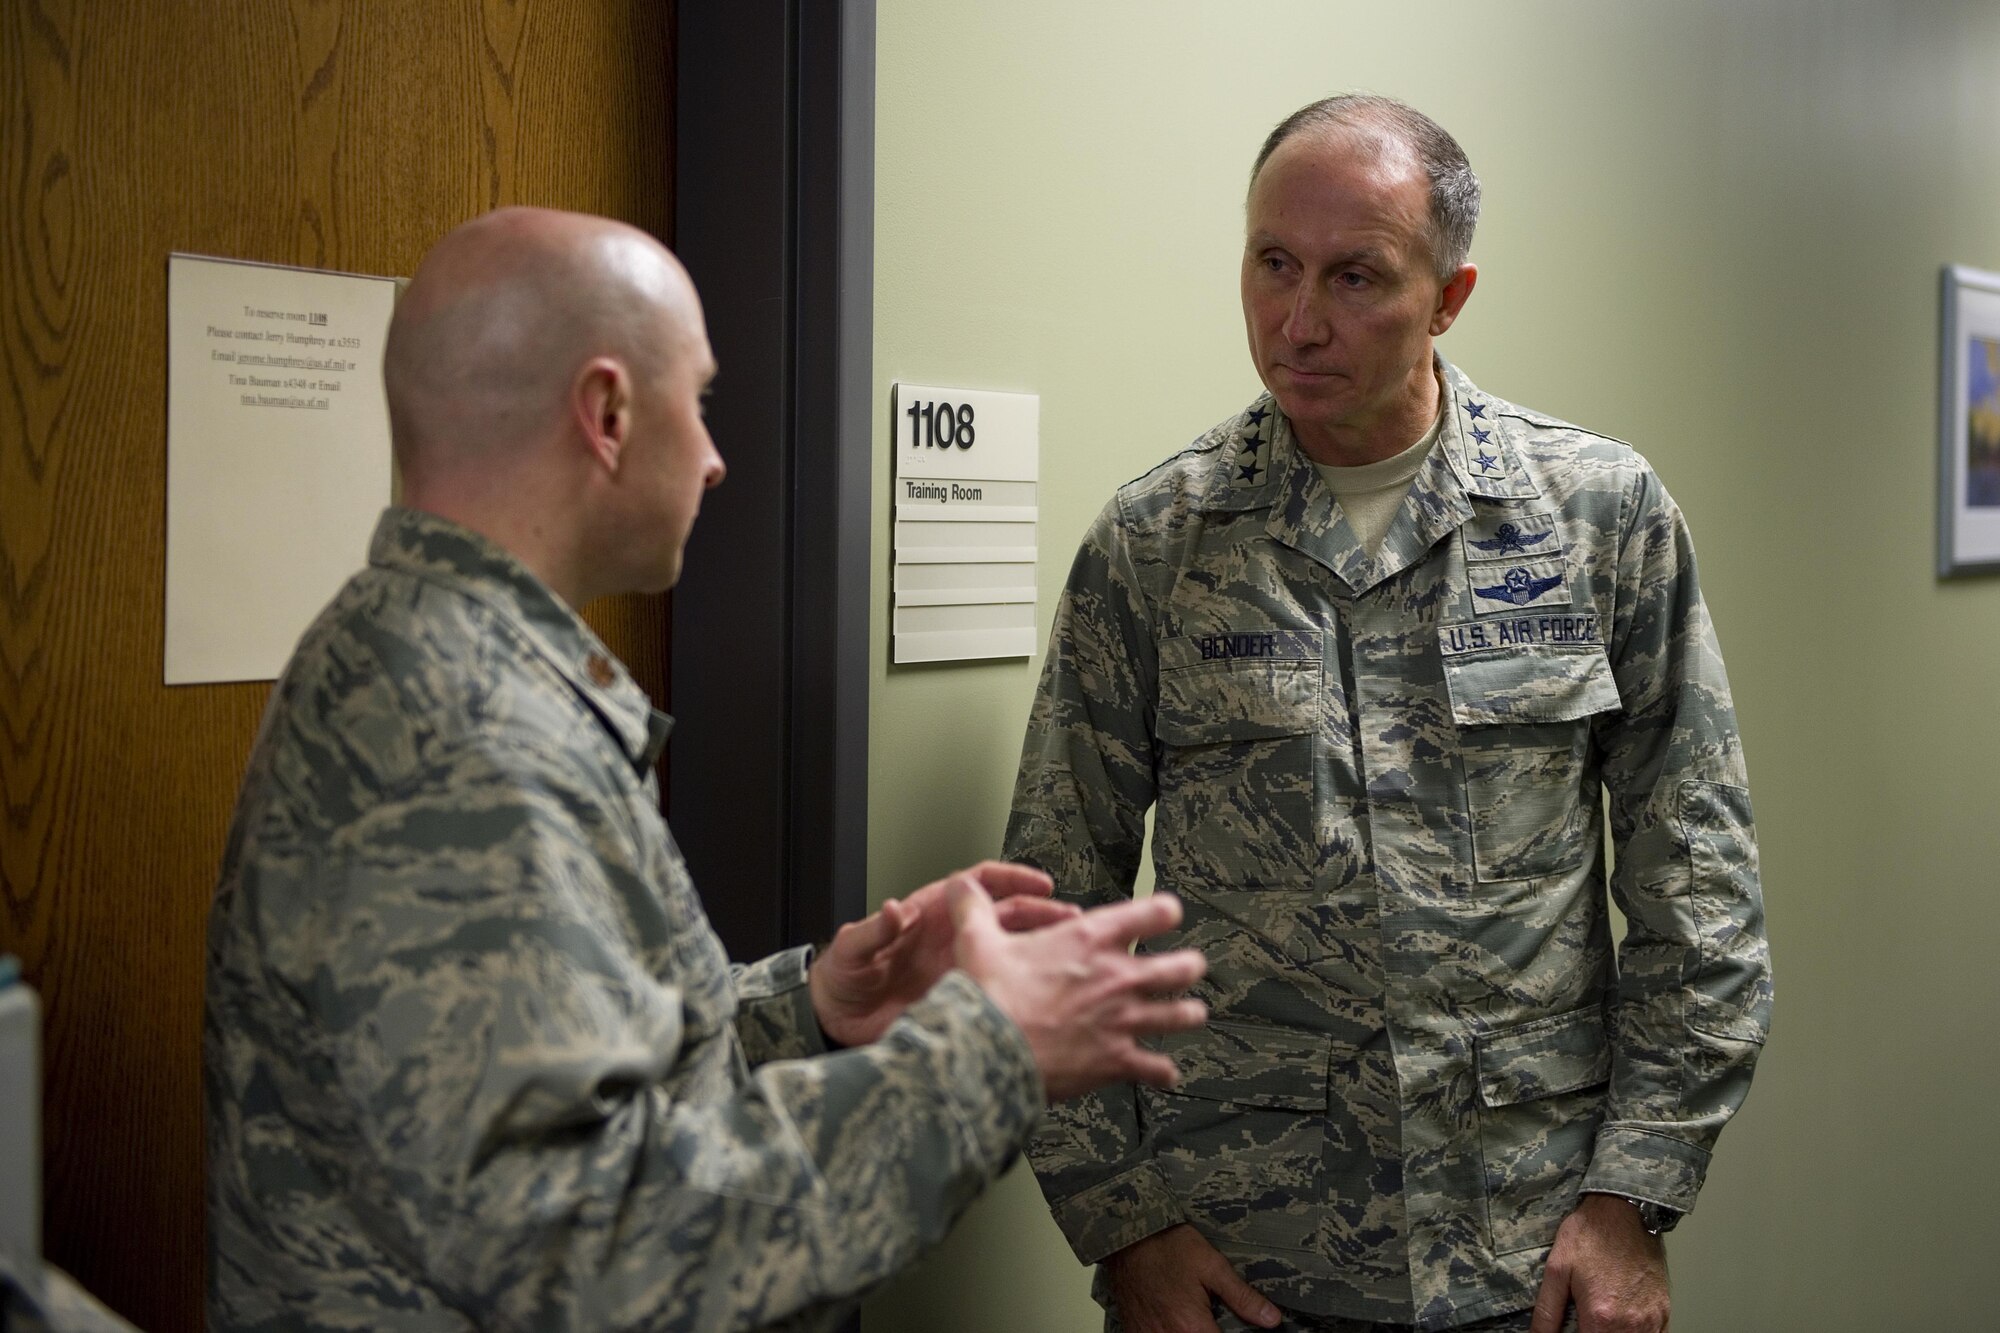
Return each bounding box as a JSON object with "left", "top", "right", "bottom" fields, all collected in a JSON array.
[{"left": 1250, "top": 94, "right": 1480, "bottom": 281}]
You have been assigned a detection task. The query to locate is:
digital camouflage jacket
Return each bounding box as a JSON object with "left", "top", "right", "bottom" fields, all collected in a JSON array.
[
  {"left": 206, "top": 508, "right": 1042, "bottom": 1332},
  {"left": 1006, "top": 363, "right": 1771, "bottom": 1330}
]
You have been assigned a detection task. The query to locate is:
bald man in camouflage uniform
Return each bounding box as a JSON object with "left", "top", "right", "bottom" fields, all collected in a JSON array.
[
  {"left": 204, "top": 208, "right": 1210, "bottom": 1332},
  {"left": 1007, "top": 97, "right": 1770, "bottom": 1333}
]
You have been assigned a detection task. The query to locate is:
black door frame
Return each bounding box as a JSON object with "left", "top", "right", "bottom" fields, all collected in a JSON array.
[{"left": 671, "top": 0, "right": 874, "bottom": 959}]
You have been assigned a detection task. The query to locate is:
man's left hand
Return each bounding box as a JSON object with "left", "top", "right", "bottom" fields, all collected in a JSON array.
[
  {"left": 808, "top": 860, "right": 1077, "bottom": 1047},
  {"left": 1529, "top": 1192, "right": 1671, "bottom": 1333}
]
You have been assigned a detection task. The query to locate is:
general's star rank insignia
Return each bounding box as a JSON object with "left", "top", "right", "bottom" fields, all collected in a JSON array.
[{"left": 1232, "top": 427, "right": 1266, "bottom": 486}]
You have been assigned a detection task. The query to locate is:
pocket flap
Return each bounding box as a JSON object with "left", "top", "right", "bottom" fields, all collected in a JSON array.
[
  {"left": 1149, "top": 1019, "right": 1330, "bottom": 1110},
  {"left": 1475, "top": 1005, "right": 1611, "bottom": 1107},
  {"left": 1442, "top": 642, "right": 1621, "bottom": 727},
  {"left": 1156, "top": 632, "right": 1321, "bottom": 745}
]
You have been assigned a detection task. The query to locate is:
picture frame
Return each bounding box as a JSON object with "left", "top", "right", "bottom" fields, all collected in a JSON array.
[{"left": 1938, "top": 263, "right": 2000, "bottom": 576}]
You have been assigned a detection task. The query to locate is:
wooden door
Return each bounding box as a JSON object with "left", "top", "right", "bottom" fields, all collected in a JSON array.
[{"left": 0, "top": 5, "right": 674, "bottom": 1328}]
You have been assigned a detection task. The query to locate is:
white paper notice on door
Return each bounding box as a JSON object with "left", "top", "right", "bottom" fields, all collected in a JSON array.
[
  {"left": 164, "top": 253, "right": 399, "bottom": 685},
  {"left": 892, "top": 384, "right": 1039, "bottom": 664}
]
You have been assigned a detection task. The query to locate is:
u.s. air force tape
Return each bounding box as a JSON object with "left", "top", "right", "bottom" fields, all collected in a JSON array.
[{"left": 1439, "top": 613, "right": 1600, "bottom": 656}]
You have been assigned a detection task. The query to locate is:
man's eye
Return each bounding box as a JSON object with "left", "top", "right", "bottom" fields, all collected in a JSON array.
[{"left": 1337, "top": 271, "right": 1368, "bottom": 289}]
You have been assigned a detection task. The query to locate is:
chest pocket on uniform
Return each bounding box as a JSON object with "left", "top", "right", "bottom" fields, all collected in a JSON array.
[
  {"left": 1441, "top": 642, "right": 1620, "bottom": 882},
  {"left": 1153, "top": 631, "right": 1320, "bottom": 891}
]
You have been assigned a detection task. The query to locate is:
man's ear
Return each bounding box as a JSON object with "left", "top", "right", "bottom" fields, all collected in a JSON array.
[
  {"left": 1431, "top": 263, "right": 1478, "bottom": 337},
  {"left": 574, "top": 356, "right": 631, "bottom": 475}
]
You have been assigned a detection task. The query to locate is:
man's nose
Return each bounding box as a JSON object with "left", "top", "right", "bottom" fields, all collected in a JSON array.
[
  {"left": 703, "top": 433, "right": 726, "bottom": 488},
  {"left": 1282, "top": 284, "right": 1329, "bottom": 347}
]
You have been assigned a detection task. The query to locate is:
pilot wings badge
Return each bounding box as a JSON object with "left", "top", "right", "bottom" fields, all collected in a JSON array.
[{"left": 1474, "top": 565, "right": 1564, "bottom": 607}]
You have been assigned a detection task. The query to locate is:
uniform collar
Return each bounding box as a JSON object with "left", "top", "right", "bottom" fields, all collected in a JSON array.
[
  {"left": 1196, "top": 360, "right": 1540, "bottom": 595},
  {"left": 367, "top": 507, "right": 672, "bottom": 774}
]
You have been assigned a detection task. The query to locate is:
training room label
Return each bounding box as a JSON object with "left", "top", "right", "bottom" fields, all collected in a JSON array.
[{"left": 892, "top": 384, "right": 1038, "bottom": 664}]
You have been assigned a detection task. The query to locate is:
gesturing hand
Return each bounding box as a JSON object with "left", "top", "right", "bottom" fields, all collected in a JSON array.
[
  {"left": 808, "top": 860, "right": 1077, "bottom": 1048},
  {"left": 1106, "top": 1224, "right": 1281, "bottom": 1333},
  {"left": 949, "top": 880, "right": 1207, "bottom": 1102},
  {"left": 1529, "top": 1192, "right": 1671, "bottom": 1333}
]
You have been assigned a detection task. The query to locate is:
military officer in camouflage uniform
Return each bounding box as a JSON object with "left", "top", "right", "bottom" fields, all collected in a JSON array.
[
  {"left": 204, "top": 207, "right": 1211, "bottom": 1332},
  {"left": 1007, "top": 96, "right": 1771, "bottom": 1333}
]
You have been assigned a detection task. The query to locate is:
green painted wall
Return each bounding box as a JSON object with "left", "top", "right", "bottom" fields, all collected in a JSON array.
[{"left": 865, "top": 3, "right": 2000, "bottom": 1329}]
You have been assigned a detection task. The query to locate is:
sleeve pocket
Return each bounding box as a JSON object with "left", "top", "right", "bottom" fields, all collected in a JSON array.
[
  {"left": 1475, "top": 1005, "right": 1612, "bottom": 1107},
  {"left": 1680, "top": 779, "right": 1771, "bottom": 1043}
]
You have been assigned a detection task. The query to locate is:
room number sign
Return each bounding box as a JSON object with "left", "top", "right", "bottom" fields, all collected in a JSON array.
[{"left": 891, "top": 383, "right": 1040, "bottom": 664}]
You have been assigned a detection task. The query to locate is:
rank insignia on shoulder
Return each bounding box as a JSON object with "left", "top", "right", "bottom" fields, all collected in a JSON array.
[{"left": 1232, "top": 432, "right": 1267, "bottom": 486}]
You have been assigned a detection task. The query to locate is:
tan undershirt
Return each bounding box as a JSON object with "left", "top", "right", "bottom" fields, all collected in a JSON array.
[{"left": 1310, "top": 408, "right": 1444, "bottom": 556}]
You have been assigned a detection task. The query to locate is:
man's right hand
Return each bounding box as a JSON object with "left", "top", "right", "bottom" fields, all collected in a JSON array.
[
  {"left": 948, "top": 881, "right": 1206, "bottom": 1102},
  {"left": 1105, "top": 1224, "right": 1281, "bottom": 1332}
]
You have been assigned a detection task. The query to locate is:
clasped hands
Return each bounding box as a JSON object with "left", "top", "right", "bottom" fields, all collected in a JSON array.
[{"left": 807, "top": 860, "right": 1207, "bottom": 1101}]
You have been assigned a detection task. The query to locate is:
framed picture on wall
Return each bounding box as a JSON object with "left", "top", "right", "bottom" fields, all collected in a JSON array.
[{"left": 1939, "top": 264, "right": 2000, "bottom": 576}]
